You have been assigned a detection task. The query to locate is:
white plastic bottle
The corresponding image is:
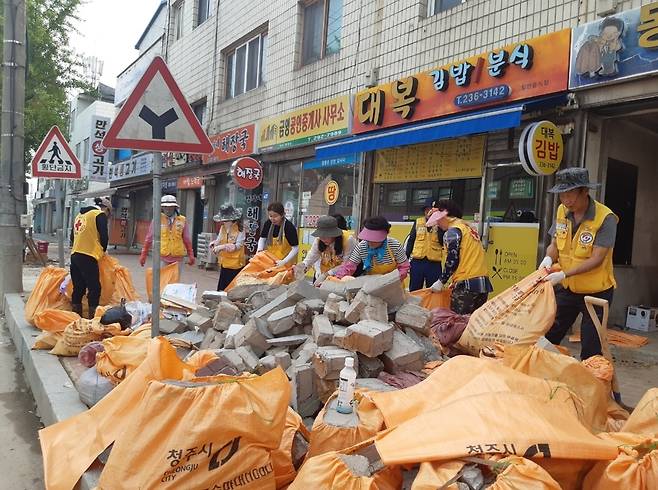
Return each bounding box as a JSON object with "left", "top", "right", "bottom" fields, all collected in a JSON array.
[{"left": 336, "top": 357, "right": 357, "bottom": 414}]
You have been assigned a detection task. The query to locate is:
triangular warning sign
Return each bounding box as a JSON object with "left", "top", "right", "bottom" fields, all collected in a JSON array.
[
  {"left": 31, "top": 126, "right": 82, "bottom": 179},
  {"left": 103, "top": 56, "right": 213, "bottom": 154}
]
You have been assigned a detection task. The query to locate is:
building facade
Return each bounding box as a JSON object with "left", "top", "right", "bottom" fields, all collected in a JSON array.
[{"left": 110, "top": 0, "right": 657, "bottom": 325}]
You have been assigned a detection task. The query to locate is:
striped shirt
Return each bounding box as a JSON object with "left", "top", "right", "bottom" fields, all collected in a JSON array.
[{"left": 348, "top": 238, "right": 408, "bottom": 266}]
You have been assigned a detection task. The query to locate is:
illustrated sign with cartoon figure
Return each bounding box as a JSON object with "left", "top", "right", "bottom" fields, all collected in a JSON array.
[{"left": 570, "top": 2, "right": 658, "bottom": 89}]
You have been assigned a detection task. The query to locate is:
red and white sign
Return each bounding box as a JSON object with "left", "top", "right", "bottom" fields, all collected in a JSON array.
[
  {"left": 231, "top": 157, "right": 263, "bottom": 190},
  {"left": 177, "top": 176, "right": 204, "bottom": 189},
  {"left": 31, "top": 126, "right": 81, "bottom": 179},
  {"left": 204, "top": 124, "right": 256, "bottom": 164},
  {"left": 88, "top": 115, "right": 111, "bottom": 182},
  {"left": 103, "top": 56, "right": 213, "bottom": 154}
]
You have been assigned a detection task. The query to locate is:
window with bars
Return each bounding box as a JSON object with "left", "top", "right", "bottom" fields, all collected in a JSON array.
[
  {"left": 173, "top": 2, "right": 184, "bottom": 41},
  {"left": 197, "top": 0, "right": 211, "bottom": 26},
  {"left": 225, "top": 33, "right": 267, "bottom": 99},
  {"left": 428, "top": 0, "right": 465, "bottom": 16},
  {"left": 301, "top": 0, "right": 343, "bottom": 66}
]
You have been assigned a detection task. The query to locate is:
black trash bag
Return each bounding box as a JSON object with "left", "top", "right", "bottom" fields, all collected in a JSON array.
[{"left": 100, "top": 298, "right": 133, "bottom": 330}]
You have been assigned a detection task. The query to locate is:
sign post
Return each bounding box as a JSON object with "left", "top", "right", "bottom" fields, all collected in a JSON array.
[{"left": 102, "top": 56, "right": 213, "bottom": 337}]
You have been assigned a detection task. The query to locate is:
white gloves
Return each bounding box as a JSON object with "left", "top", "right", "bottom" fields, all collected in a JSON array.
[
  {"left": 276, "top": 259, "right": 287, "bottom": 267},
  {"left": 314, "top": 273, "right": 328, "bottom": 286},
  {"left": 544, "top": 271, "right": 566, "bottom": 286},
  {"left": 538, "top": 256, "right": 553, "bottom": 270},
  {"left": 293, "top": 263, "right": 307, "bottom": 279},
  {"left": 430, "top": 279, "right": 444, "bottom": 292},
  {"left": 212, "top": 244, "right": 226, "bottom": 254}
]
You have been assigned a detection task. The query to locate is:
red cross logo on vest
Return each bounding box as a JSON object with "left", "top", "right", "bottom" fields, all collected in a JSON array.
[{"left": 74, "top": 217, "right": 85, "bottom": 234}]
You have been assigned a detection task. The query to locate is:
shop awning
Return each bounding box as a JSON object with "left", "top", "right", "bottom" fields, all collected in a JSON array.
[
  {"left": 73, "top": 188, "right": 116, "bottom": 199},
  {"left": 315, "top": 104, "right": 524, "bottom": 159}
]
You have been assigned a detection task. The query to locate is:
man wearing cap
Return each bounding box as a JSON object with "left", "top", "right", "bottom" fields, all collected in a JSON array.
[
  {"left": 210, "top": 204, "right": 246, "bottom": 291},
  {"left": 539, "top": 168, "right": 618, "bottom": 360},
  {"left": 69, "top": 197, "right": 112, "bottom": 318},
  {"left": 140, "top": 195, "right": 195, "bottom": 274},
  {"left": 406, "top": 198, "right": 444, "bottom": 291}
]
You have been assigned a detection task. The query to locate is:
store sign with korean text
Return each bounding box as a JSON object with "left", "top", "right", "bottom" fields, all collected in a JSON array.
[
  {"left": 88, "top": 116, "right": 111, "bottom": 182},
  {"left": 353, "top": 30, "right": 571, "bottom": 134},
  {"left": 108, "top": 153, "right": 153, "bottom": 182},
  {"left": 570, "top": 3, "right": 658, "bottom": 89},
  {"left": 373, "top": 135, "right": 486, "bottom": 183},
  {"left": 258, "top": 96, "right": 350, "bottom": 151},
  {"left": 177, "top": 176, "right": 204, "bottom": 189},
  {"left": 231, "top": 157, "right": 263, "bottom": 190},
  {"left": 204, "top": 124, "right": 255, "bottom": 163},
  {"left": 519, "top": 121, "right": 563, "bottom": 176}
]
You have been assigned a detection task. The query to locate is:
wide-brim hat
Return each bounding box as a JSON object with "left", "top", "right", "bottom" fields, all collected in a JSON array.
[
  {"left": 426, "top": 209, "right": 449, "bottom": 228},
  {"left": 358, "top": 227, "right": 388, "bottom": 242},
  {"left": 213, "top": 204, "right": 242, "bottom": 222},
  {"left": 161, "top": 195, "right": 179, "bottom": 207},
  {"left": 548, "top": 167, "right": 601, "bottom": 194},
  {"left": 312, "top": 216, "right": 343, "bottom": 238}
]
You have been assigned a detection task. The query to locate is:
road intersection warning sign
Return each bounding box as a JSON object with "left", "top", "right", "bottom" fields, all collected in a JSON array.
[
  {"left": 31, "top": 126, "right": 82, "bottom": 179},
  {"left": 103, "top": 56, "right": 213, "bottom": 154}
]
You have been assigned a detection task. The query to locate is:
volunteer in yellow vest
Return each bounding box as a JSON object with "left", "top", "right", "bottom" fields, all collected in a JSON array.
[
  {"left": 139, "top": 195, "right": 195, "bottom": 275},
  {"left": 210, "top": 204, "right": 246, "bottom": 291},
  {"left": 69, "top": 197, "right": 111, "bottom": 318},
  {"left": 294, "top": 215, "right": 358, "bottom": 285},
  {"left": 406, "top": 197, "right": 444, "bottom": 291},
  {"left": 427, "top": 200, "right": 492, "bottom": 314},
  {"left": 256, "top": 202, "right": 299, "bottom": 266},
  {"left": 331, "top": 216, "right": 410, "bottom": 280},
  {"left": 540, "top": 168, "right": 618, "bottom": 360}
]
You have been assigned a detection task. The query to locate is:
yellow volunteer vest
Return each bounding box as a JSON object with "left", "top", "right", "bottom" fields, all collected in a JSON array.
[
  {"left": 218, "top": 223, "right": 245, "bottom": 270},
  {"left": 161, "top": 214, "right": 187, "bottom": 257},
  {"left": 267, "top": 220, "right": 293, "bottom": 260},
  {"left": 71, "top": 209, "right": 104, "bottom": 260},
  {"left": 444, "top": 219, "right": 488, "bottom": 283},
  {"left": 555, "top": 200, "right": 617, "bottom": 294},
  {"left": 319, "top": 231, "right": 352, "bottom": 273},
  {"left": 368, "top": 245, "right": 397, "bottom": 275},
  {"left": 410, "top": 217, "right": 443, "bottom": 262}
]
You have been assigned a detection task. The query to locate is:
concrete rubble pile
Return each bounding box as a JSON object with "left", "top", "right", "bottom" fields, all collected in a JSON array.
[{"left": 160, "top": 271, "right": 439, "bottom": 419}]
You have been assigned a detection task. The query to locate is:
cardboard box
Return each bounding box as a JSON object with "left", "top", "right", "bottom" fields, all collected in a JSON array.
[{"left": 625, "top": 306, "right": 658, "bottom": 332}]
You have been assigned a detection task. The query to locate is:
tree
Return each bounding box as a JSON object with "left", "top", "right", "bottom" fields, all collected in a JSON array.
[{"left": 1, "top": 0, "right": 90, "bottom": 166}]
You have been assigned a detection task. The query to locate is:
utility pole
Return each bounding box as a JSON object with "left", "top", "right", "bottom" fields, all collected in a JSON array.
[
  {"left": 150, "top": 153, "right": 162, "bottom": 337},
  {"left": 0, "top": 0, "right": 27, "bottom": 300}
]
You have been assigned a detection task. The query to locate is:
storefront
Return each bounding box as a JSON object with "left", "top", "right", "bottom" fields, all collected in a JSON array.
[
  {"left": 569, "top": 3, "right": 658, "bottom": 325},
  {"left": 317, "top": 30, "right": 574, "bottom": 295}
]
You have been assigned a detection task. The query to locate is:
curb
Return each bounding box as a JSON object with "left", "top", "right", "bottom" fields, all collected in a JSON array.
[{"left": 3, "top": 293, "right": 101, "bottom": 490}]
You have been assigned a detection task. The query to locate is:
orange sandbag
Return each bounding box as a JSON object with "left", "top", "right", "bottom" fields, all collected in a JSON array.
[
  {"left": 24, "top": 266, "right": 70, "bottom": 325},
  {"left": 95, "top": 335, "right": 150, "bottom": 384},
  {"left": 409, "top": 288, "right": 451, "bottom": 310},
  {"left": 412, "top": 456, "right": 561, "bottom": 490},
  {"left": 503, "top": 344, "right": 610, "bottom": 432},
  {"left": 456, "top": 269, "right": 555, "bottom": 355},
  {"left": 583, "top": 432, "right": 658, "bottom": 489},
  {"left": 272, "top": 408, "right": 311, "bottom": 489},
  {"left": 97, "top": 369, "right": 290, "bottom": 490},
  {"left": 32, "top": 331, "right": 63, "bottom": 350},
  {"left": 39, "top": 338, "right": 196, "bottom": 490},
  {"left": 289, "top": 439, "right": 402, "bottom": 490},
  {"left": 373, "top": 390, "right": 619, "bottom": 466},
  {"left": 111, "top": 265, "right": 140, "bottom": 303},
  {"left": 98, "top": 255, "right": 119, "bottom": 305},
  {"left": 225, "top": 251, "right": 293, "bottom": 291},
  {"left": 145, "top": 262, "right": 180, "bottom": 302},
  {"left": 184, "top": 350, "right": 219, "bottom": 372},
  {"left": 582, "top": 354, "right": 614, "bottom": 392},
  {"left": 307, "top": 391, "right": 385, "bottom": 458},
  {"left": 33, "top": 309, "right": 80, "bottom": 332},
  {"left": 623, "top": 388, "right": 658, "bottom": 437},
  {"left": 50, "top": 315, "right": 128, "bottom": 357}
]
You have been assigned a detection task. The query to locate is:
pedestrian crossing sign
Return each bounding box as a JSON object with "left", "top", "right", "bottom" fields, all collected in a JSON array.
[{"left": 31, "top": 126, "right": 82, "bottom": 179}]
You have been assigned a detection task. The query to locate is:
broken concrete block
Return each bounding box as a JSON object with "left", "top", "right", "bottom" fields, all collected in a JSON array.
[
  {"left": 236, "top": 346, "right": 260, "bottom": 372},
  {"left": 336, "top": 301, "right": 350, "bottom": 325},
  {"left": 361, "top": 298, "right": 389, "bottom": 323},
  {"left": 195, "top": 356, "right": 239, "bottom": 377},
  {"left": 319, "top": 280, "right": 347, "bottom": 298},
  {"left": 314, "top": 374, "right": 339, "bottom": 404},
  {"left": 404, "top": 294, "right": 422, "bottom": 306},
  {"left": 213, "top": 301, "right": 242, "bottom": 331},
  {"left": 404, "top": 327, "right": 440, "bottom": 362},
  {"left": 274, "top": 351, "right": 292, "bottom": 370},
  {"left": 342, "top": 275, "right": 379, "bottom": 299},
  {"left": 356, "top": 378, "right": 398, "bottom": 392},
  {"left": 312, "top": 346, "right": 359, "bottom": 380},
  {"left": 345, "top": 290, "right": 367, "bottom": 324},
  {"left": 290, "top": 363, "right": 322, "bottom": 417},
  {"left": 331, "top": 326, "right": 349, "bottom": 350},
  {"left": 223, "top": 324, "right": 245, "bottom": 349},
  {"left": 395, "top": 304, "right": 432, "bottom": 335},
  {"left": 233, "top": 321, "right": 269, "bottom": 356},
  {"left": 247, "top": 285, "right": 288, "bottom": 310},
  {"left": 159, "top": 318, "right": 186, "bottom": 335},
  {"left": 381, "top": 329, "right": 425, "bottom": 373},
  {"left": 322, "top": 397, "right": 360, "bottom": 428},
  {"left": 202, "top": 290, "right": 224, "bottom": 302},
  {"left": 208, "top": 332, "right": 226, "bottom": 350},
  {"left": 287, "top": 280, "right": 330, "bottom": 302},
  {"left": 357, "top": 354, "right": 384, "bottom": 378},
  {"left": 340, "top": 320, "right": 394, "bottom": 357},
  {"left": 323, "top": 293, "right": 343, "bottom": 322},
  {"left": 251, "top": 292, "right": 294, "bottom": 321},
  {"left": 363, "top": 270, "right": 406, "bottom": 309},
  {"left": 165, "top": 330, "right": 205, "bottom": 349},
  {"left": 200, "top": 328, "right": 217, "bottom": 350},
  {"left": 195, "top": 305, "right": 214, "bottom": 318},
  {"left": 258, "top": 355, "right": 277, "bottom": 374},
  {"left": 293, "top": 298, "right": 325, "bottom": 325},
  {"left": 186, "top": 312, "right": 214, "bottom": 332},
  {"left": 267, "top": 306, "right": 296, "bottom": 335},
  {"left": 312, "top": 315, "right": 334, "bottom": 347},
  {"left": 292, "top": 339, "right": 317, "bottom": 358},
  {"left": 267, "top": 334, "right": 310, "bottom": 348},
  {"left": 227, "top": 283, "right": 270, "bottom": 302},
  {"left": 214, "top": 349, "right": 247, "bottom": 373}
]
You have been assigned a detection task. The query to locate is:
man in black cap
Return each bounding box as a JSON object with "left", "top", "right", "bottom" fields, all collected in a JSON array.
[
  {"left": 539, "top": 167, "right": 618, "bottom": 360},
  {"left": 406, "top": 197, "right": 444, "bottom": 291}
]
